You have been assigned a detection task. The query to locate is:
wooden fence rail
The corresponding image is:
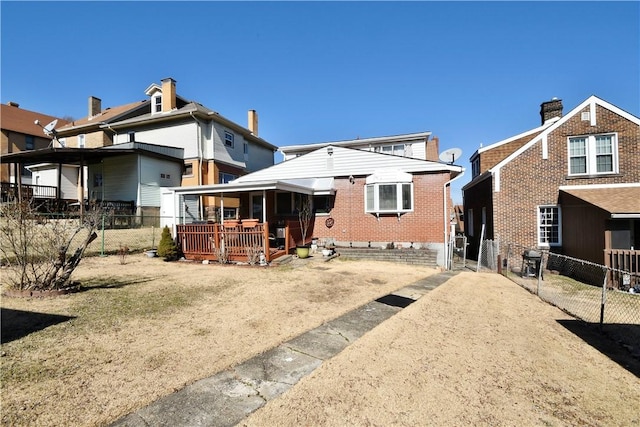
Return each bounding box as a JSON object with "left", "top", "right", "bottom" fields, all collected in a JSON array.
[{"left": 177, "top": 222, "right": 288, "bottom": 263}]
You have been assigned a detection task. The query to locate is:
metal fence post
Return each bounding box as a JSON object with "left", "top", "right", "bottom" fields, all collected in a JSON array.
[
  {"left": 600, "top": 268, "right": 608, "bottom": 329},
  {"left": 100, "top": 213, "right": 106, "bottom": 257}
]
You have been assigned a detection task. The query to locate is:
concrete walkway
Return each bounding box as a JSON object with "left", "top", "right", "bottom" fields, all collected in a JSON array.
[{"left": 111, "top": 270, "right": 460, "bottom": 427}]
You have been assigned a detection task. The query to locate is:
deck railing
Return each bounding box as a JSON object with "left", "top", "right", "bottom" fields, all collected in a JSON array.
[
  {"left": 1, "top": 182, "right": 57, "bottom": 201},
  {"left": 605, "top": 249, "right": 640, "bottom": 288},
  {"left": 176, "top": 221, "right": 289, "bottom": 263}
]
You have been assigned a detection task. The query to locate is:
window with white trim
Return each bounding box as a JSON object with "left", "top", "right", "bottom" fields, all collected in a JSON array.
[
  {"left": 153, "top": 94, "right": 162, "bottom": 113},
  {"left": 78, "top": 134, "right": 85, "bottom": 148},
  {"left": 568, "top": 134, "right": 617, "bottom": 175},
  {"left": 538, "top": 205, "right": 561, "bottom": 247},
  {"left": 224, "top": 131, "right": 234, "bottom": 148},
  {"left": 467, "top": 209, "right": 474, "bottom": 236},
  {"left": 365, "top": 182, "right": 413, "bottom": 214}
]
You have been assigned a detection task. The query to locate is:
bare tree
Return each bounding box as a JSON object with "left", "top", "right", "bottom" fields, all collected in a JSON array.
[
  {"left": 0, "top": 201, "right": 100, "bottom": 291},
  {"left": 297, "top": 194, "right": 313, "bottom": 247}
]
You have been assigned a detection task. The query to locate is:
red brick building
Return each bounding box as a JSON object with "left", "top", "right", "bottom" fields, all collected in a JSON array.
[
  {"left": 163, "top": 144, "right": 464, "bottom": 267},
  {"left": 463, "top": 96, "right": 640, "bottom": 268}
]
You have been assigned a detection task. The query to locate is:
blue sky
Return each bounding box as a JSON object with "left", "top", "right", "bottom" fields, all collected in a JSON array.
[{"left": 2, "top": 1, "right": 639, "bottom": 203}]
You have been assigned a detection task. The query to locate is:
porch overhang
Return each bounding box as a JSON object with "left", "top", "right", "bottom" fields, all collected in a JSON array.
[
  {"left": 168, "top": 177, "right": 335, "bottom": 197},
  {"left": 560, "top": 185, "right": 640, "bottom": 219}
]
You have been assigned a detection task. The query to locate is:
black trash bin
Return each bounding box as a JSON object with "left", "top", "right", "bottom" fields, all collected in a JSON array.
[{"left": 521, "top": 250, "right": 542, "bottom": 278}]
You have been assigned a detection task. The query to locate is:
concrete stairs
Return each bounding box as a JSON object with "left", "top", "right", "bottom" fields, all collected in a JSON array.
[{"left": 335, "top": 247, "right": 438, "bottom": 267}]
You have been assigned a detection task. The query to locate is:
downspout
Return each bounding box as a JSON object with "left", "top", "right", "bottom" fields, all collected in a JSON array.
[
  {"left": 443, "top": 169, "right": 465, "bottom": 270},
  {"left": 189, "top": 112, "right": 204, "bottom": 219}
]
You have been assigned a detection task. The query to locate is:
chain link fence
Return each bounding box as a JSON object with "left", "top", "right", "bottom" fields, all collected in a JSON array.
[
  {"left": 477, "top": 240, "right": 640, "bottom": 359},
  {"left": 85, "top": 214, "right": 168, "bottom": 256}
]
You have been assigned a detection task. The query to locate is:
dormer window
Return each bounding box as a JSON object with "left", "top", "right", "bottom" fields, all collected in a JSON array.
[{"left": 153, "top": 94, "right": 162, "bottom": 113}]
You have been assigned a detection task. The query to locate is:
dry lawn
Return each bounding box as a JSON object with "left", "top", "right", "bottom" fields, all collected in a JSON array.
[
  {"left": 242, "top": 272, "right": 640, "bottom": 427},
  {"left": 1, "top": 255, "right": 437, "bottom": 426},
  {"left": 2, "top": 255, "right": 639, "bottom": 427}
]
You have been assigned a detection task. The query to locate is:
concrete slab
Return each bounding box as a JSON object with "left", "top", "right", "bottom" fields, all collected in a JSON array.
[
  {"left": 110, "top": 271, "right": 459, "bottom": 427},
  {"left": 111, "top": 370, "right": 265, "bottom": 427},
  {"left": 233, "top": 346, "right": 322, "bottom": 400}
]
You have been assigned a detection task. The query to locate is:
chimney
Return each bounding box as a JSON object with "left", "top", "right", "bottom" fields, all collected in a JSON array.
[
  {"left": 161, "top": 78, "right": 177, "bottom": 112},
  {"left": 248, "top": 110, "right": 258, "bottom": 136},
  {"left": 88, "top": 96, "right": 101, "bottom": 116},
  {"left": 426, "top": 136, "right": 440, "bottom": 162},
  {"left": 7, "top": 101, "right": 19, "bottom": 108},
  {"left": 540, "top": 98, "right": 563, "bottom": 125}
]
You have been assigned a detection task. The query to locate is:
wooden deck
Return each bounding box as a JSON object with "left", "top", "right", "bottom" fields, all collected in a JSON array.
[
  {"left": 605, "top": 249, "right": 640, "bottom": 289},
  {"left": 176, "top": 221, "right": 290, "bottom": 263}
]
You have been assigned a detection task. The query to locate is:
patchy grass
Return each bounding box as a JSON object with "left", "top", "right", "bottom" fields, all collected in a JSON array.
[{"left": 1, "top": 255, "right": 436, "bottom": 426}]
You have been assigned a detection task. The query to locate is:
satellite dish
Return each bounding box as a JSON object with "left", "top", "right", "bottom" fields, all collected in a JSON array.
[
  {"left": 439, "top": 147, "right": 462, "bottom": 164},
  {"left": 35, "top": 118, "right": 63, "bottom": 147},
  {"left": 42, "top": 119, "right": 58, "bottom": 136}
]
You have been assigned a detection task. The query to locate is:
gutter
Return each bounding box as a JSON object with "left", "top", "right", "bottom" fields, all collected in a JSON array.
[
  {"left": 443, "top": 169, "right": 465, "bottom": 270},
  {"left": 189, "top": 111, "right": 204, "bottom": 219}
]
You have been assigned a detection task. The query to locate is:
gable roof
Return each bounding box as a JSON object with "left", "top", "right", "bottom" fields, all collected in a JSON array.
[
  {"left": 560, "top": 184, "right": 640, "bottom": 218},
  {"left": 491, "top": 95, "right": 640, "bottom": 176},
  {"left": 469, "top": 121, "right": 555, "bottom": 162},
  {"left": 169, "top": 145, "right": 463, "bottom": 197},
  {"left": 279, "top": 131, "right": 432, "bottom": 155},
  {"left": 234, "top": 145, "right": 462, "bottom": 183},
  {"left": 1, "top": 103, "right": 69, "bottom": 137}
]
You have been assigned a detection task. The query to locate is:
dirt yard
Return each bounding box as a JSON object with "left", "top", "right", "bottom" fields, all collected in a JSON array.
[{"left": 1, "top": 254, "right": 639, "bottom": 426}]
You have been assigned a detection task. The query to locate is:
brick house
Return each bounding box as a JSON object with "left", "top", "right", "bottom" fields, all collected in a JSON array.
[
  {"left": 462, "top": 96, "right": 640, "bottom": 272},
  {"left": 1, "top": 102, "right": 69, "bottom": 185},
  {"left": 162, "top": 144, "right": 464, "bottom": 267}
]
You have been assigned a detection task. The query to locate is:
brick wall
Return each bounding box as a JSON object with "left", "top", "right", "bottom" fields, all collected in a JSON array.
[
  {"left": 494, "top": 104, "right": 639, "bottom": 251},
  {"left": 310, "top": 173, "right": 449, "bottom": 248}
]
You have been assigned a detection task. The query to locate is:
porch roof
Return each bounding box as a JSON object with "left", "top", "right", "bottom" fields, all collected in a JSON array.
[
  {"left": 560, "top": 185, "right": 640, "bottom": 218},
  {"left": 168, "top": 177, "right": 335, "bottom": 197}
]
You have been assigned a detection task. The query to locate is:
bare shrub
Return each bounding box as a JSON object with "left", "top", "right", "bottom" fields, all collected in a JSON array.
[{"left": 0, "top": 201, "right": 100, "bottom": 291}]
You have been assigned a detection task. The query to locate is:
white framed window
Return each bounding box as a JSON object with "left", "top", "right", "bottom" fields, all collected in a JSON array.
[
  {"left": 224, "top": 131, "right": 234, "bottom": 148},
  {"left": 153, "top": 94, "right": 162, "bottom": 113},
  {"left": 128, "top": 132, "right": 135, "bottom": 142},
  {"left": 467, "top": 209, "right": 474, "bottom": 237},
  {"left": 183, "top": 162, "right": 193, "bottom": 176},
  {"left": 365, "top": 182, "right": 413, "bottom": 214},
  {"left": 568, "top": 134, "right": 617, "bottom": 176},
  {"left": 219, "top": 172, "right": 237, "bottom": 183},
  {"left": 538, "top": 205, "right": 561, "bottom": 247},
  {"left": 78, "top": 134, "right": 85, "bottom": 148}
]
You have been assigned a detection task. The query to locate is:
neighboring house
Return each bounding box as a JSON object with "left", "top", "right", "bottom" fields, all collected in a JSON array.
[
  {"left": 162, "top": 143, "right": 464, "bottom": 266},
  {"left": 279, "top": 131, "right": 441, "bottom": 161},
  {"left": 55, "top": 77, "right": 277, "bottom": 218},
  {"left": 1, "top": 102, "right": 69, "bottom": 185},
  {"left": 462, "top": 96, "right": 640, "bottom": 274},
  {"left": 1, "top": 144, "right": 184, "bottom": 216}
]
